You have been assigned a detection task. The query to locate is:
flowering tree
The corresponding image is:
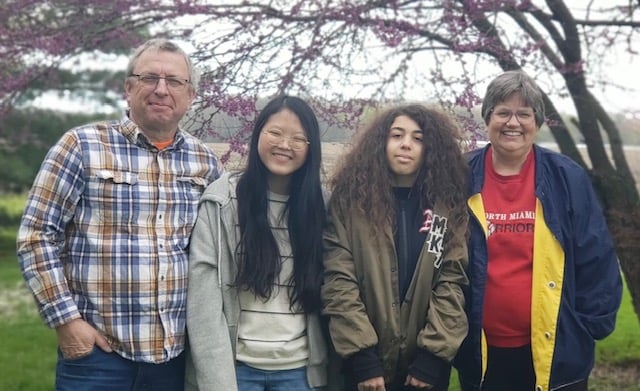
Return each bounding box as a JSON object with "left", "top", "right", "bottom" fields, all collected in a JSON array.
[{"left": 2, "top": 0, "right": 640, "bottom": 316}]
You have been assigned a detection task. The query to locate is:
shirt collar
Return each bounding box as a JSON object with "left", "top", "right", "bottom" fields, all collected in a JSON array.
[{"left": 119, "top": 114, "right": 185, "bottom": 150}]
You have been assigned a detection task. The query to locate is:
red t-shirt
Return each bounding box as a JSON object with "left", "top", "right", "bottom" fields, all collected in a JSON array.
[{"left": 481, "top": 148, "right": 536, "bottom": 348}]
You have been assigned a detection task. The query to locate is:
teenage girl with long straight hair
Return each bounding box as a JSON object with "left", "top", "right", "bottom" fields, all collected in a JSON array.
[{"left": 185, "top": 95, "right": 330, "bottom": 391}]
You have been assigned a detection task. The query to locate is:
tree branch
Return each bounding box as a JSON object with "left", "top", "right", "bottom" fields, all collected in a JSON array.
[{"left": 574, "top": 19, "right": 640, "bottom": 27}]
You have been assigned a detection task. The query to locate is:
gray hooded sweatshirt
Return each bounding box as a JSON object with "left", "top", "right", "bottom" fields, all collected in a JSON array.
[{"left": 184, "top": 172, "right": 330, "bottom": 391}]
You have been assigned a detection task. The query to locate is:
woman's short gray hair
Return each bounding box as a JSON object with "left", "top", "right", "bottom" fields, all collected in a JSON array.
[
  {"left": 125, "top": 38, "right": 199, "bottom": 92},
  {"left": 480, "top": 70, "right": 545, "bottom": 127}
]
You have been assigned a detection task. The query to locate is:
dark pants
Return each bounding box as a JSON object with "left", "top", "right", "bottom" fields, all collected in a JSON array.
[
  {"left": 55, "top": 347, "right": 185, "bottom": 391},
  {"left": 461, "top": 345, "right": 588, "bottom": 391},
  {"left": 345, "top": 365, "right": 451, "bottom": 391}
]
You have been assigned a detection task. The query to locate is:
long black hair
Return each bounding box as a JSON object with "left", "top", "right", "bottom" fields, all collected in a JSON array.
[{"left": 235, "top": 95, "right": 325, "bottom": 313}]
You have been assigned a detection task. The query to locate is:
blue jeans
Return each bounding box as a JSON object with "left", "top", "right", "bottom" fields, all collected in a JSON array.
[
  {"left": 55, "top": 347, "right": 185, "bottom": 391},
  {"left": 236, "top": 361, "right": 317, "bottom": 391}
]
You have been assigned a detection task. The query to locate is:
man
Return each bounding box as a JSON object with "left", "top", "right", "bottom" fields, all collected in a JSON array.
[{"left": 16, "top": 38, "right": 221, "bottom": 391}]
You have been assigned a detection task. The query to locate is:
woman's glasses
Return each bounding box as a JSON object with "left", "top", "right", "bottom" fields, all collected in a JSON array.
[
  {"left": 262, "top": 129, "right": 309, "bottom": 150},
  {"left": 490, "top": 108, "right": 536, "bottom": 125}
]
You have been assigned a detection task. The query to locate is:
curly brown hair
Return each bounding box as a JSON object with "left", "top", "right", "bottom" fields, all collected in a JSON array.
[{"left": 329, "top": 104, "right": 469, "bottom": 240}]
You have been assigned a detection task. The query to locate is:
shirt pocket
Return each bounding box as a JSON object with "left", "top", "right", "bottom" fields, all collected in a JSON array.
[
  {"left": 173, "top": 176, "right": 209, "bottom": 247},
  {"left": 177, "top": 175, "right": 208, "bottom": 191},
  {"left": 88, "top": 170, "right": 139, "bottom": 225},
  {"left": 175, "top": 176, "right": 208, "bottom": 213}
]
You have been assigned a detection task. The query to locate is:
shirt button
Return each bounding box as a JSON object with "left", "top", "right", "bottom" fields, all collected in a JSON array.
[
  {"left": 544, "top": 331, "right": 552, "bottom": 339},
  {"left": 548, "top": 281, "right": 556, "bottom": 288}
]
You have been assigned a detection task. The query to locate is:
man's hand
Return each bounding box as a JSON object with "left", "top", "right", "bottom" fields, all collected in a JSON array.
[
  {"left": 405, "top": 375, "right": 433, "bottom": 389},
  {"left": 357, "top": 376, "right": 386, "bottom": 391},
  {"left": 56, "top": 318, "right": 112, "bottom": 359}
]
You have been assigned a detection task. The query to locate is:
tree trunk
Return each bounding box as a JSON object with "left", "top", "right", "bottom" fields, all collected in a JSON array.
[
  {"left": 607, "top": 206, "right": 640, "bottom": 317},
  {"left": 566, "top": 75, "right": 640, "bottom": 320}
]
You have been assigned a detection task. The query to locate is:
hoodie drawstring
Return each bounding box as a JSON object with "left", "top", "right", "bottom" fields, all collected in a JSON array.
[{"left": 217, "top": 202, "right": 222, "bottom": 287}]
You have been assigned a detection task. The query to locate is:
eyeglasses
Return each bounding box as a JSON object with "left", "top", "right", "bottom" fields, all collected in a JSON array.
[
  {"left": 262, "top": 129, "right": 310, "bottom": 150},
  {"left": 129, "top": 73, "right": 191, "bottom": 89},
  {"left": 490, "top": 108, "right": 536, "bottom": 125}
]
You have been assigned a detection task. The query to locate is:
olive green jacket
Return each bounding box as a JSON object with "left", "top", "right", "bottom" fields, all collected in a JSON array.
[{"left": 322, "top": 200, "right": 469, "bottom": 383}]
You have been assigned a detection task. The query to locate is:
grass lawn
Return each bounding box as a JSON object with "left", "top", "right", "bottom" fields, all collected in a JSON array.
[
  {"left": 0, "top": 195, "right": 57, "bottom": 390},
  {"left": 0, "top": 261, "right": 57, "bottom": 391},
  {"left": 1, "top": 194, "right": 639, "bottom": 390},
  {"left": 591, "top": 277, "right": 640, "bottom": 390}
]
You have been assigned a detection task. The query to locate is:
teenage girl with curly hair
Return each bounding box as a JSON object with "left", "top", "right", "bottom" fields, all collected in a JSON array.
[{"left": 323, "top": 104, "right": 469, "bottom": 391}]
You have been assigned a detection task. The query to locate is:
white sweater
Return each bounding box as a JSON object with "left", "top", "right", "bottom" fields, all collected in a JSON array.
[{"left": 236, "top": 191, "right": 309, "bottom": 370}]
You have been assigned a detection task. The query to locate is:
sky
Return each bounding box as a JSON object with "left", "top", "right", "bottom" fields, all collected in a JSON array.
[
  {"left": 569, "top": 38, "right": 639, "bottom": 117},
  {"left": 589, "top": 57, "right": 639, "bottom": 117}
]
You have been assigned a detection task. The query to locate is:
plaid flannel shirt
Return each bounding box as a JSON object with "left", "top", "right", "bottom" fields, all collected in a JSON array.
[{"left": 17, "top": 116, "right": 221, "bottom": 363}]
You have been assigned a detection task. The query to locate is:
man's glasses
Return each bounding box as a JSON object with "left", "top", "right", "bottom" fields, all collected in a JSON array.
[
  {"left": 262, "top": 129, "right": 310, "bottom": 150},
  {"left": 490, "top": 108, "right": 536, "bottom": 125},
  {"left": 129, "top": 73, "right": 191, "bottom": 89}
]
